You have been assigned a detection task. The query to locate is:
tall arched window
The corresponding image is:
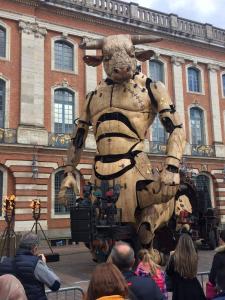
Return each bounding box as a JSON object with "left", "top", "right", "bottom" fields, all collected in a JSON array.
[
  {"left": 152, "top": 116, "right": 167, "bottom": 143},
  {"left": 54, "top": 40, "right": 74, "bottom": 71},
  {"left": 188, "top": 67, "right": 201, "bottom": 92},
  {"left": 54, "top": 89, "right": 74, "bottom": 133},
  {"left": 222, "top": 74, "right": 225, "bottom": 97},
  {"left": 190, "top": 107, "right": 205, "bottom": 145},
  {"left": 195, "top": 174, "right": 212, "bottom": 212},
  {"left": 0, "top": 79, "right": 5, "bottom": 128},
  {"left": 54, "top": 170, "right": 74, "bottom": 214},
  {"left": 0, "top": 26, "right": 6, "bottom": 58},
  {"left": 149, "top": 60, "right": 164, "bottom": 82},
  {"left": 0, "top": 170, "right": 3, "bottom": 216}
]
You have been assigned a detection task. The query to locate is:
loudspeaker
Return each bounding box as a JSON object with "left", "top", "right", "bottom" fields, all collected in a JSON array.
[{"left": 70, "top": 207, "right": 94, "bottom": 243}]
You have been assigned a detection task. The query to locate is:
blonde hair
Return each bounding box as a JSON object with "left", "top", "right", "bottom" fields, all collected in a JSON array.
[
  {"left": 174, "top": 233, "right": 198, "bottom": 279},
  {"left": 138, "top": 249, "right": 160, "bottom": 276}
]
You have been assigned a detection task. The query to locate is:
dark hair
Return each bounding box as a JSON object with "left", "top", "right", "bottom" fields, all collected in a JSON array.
[
  {"left": 216, "top": 267, "right": 225, "bottom": 291},
  {"left": 220, "top": 230, "right": 225, "bottom": 243},
  {"left": 110, "top": 241, "right": 135, "bottom": 271},
  {"left": 86, "top": 263, "right": 128, "bottom": 300}
]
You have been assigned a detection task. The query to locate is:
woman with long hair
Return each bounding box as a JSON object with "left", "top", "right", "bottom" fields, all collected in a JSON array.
[
  {"left": 85, "top": 262, "right": 129, "bottom": 300},
  {"left": 166, "top": 233, "right": 206, "bottom": 300},
  {"left": 135, "top": 249, "right": 168, "bottom": 299}
]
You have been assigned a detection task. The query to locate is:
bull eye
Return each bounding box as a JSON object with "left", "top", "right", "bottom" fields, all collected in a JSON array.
[{"left": 103, "top": 56, "right": 111, "bottom": 62}]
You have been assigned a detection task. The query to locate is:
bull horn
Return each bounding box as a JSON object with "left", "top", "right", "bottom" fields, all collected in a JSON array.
[
  {"left": 79, "top": 37, "right": 104, "bottom": 49},
  {"left": 131, "top": 35, "right": 162, "bottom": 45}
]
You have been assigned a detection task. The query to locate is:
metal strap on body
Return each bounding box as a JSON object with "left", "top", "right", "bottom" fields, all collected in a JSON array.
[
  {"left": 94, "top": 143, "right": 141, "bottom": 180},
  {"left": 96, "top": 112, "right": 140, "bottom": 139}
]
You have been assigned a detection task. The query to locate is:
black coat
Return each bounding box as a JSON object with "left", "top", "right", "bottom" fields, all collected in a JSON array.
[
  {"left": 122, "top": 270, "right": 164, "bottom": 300},
  {"left": 166, "top": 255, "right": 206, "bottom": 300},
  {"left": 209, "top": 245, "right": 225, "bottom": 285}
]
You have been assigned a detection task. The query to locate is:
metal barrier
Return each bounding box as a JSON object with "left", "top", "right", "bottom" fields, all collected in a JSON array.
[
  {"left": 197, "top": 271, "right": 209, "bottom": 292},
  {"left": 46, "top": 272, "right": 209, "bottom": 299},
  {"left": 46, "top": 286, "right": 84, "bottom": 300}
]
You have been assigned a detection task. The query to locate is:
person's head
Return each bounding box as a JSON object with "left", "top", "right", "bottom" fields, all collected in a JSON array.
[
  {"left": 174, "top": 233, "right": 198, "bottom": 279},
  {"left": 219, "top": 230, "right": 225, "bottom": 246},
  {"left": 110, "top": 241, "right": 135, "bottom": 271},
  {"left": 137, "top": 249, "right": 160, "bottom": 276},
  {"left": 216, "top": 267, "right": 225, "bottom": 292},
  {"left": 19, "top": 232, "right": 39, "bottom": 255},
  {"left": 0, "top": 274, "right": 27, "bottom": 300},
  {"left": 86, "top": 262, "right": 128, "bottom": 300}
]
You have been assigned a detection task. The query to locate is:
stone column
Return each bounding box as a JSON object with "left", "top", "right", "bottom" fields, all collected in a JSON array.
[
  {"left": 129, "top": 2, "right": 139, "bottom": 19},
  {"left": 18, "top": 21, "right": 48, "bottom": 145},
  {"left": 171, "top": 56, "right": 189, "bottom": 155},
  {"left": 171, "top": 56, "right": 185, "bottom": 131},
  {"left": 205, "top": 24, "right": 213, "bottom": 40},
  {"left": 208, "top": 64, "right": 225, "bottom": 157},
  {"left": 85, "top": 49, "right": 97, "bottom": 94},
  {"left": 169, "top": 14, "right": 178, "bottom": 30},
  {"left": 84, "top": 50, "right": 97, "bottom": 150}
]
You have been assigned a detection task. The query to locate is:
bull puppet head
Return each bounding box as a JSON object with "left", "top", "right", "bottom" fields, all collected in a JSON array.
[{"left": 80, "top": 34, "right": 162, "bottom": 83}]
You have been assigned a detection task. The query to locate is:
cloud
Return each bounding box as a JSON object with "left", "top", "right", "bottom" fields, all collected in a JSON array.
[
  {"left": 122, "top": 0, "right": 225, "bottom": 28},
  {"left": 163, "top": 0, "right": 216, "bottom": 18}
]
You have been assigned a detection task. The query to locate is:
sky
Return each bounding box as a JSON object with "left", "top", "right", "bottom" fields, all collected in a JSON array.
[{"left": 122, "top": 0, "right": 225, "bottom": 29}]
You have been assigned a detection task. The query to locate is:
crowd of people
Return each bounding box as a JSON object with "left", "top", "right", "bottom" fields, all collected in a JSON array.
[
  {"left": 87, "top": 231, "right": 225, "bottom": 300},
  {"left": 0, "top": 231, "right": 225, "bottom": 300}
]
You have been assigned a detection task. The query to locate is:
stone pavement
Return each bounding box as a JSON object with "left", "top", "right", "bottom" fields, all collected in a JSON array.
[
  {"left": 44, "top": 243, "right": 95, "bottom": 291},
  {"left": 44, "top": 243, "right": 214, "bottom": 291}
]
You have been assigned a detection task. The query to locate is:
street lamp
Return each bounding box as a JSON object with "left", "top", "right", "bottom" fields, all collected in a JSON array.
[{"left": 32, "top": 153, "right": 38, "bottom": 179}]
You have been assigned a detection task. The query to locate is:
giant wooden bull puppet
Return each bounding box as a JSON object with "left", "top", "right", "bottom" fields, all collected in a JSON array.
[{"left": 59, "top": 34, "right": 186, "bottom": 261}]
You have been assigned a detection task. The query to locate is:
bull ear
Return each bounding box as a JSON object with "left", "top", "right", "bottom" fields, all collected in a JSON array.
[
  {"left": 83, "top": 55, "right": 103, "bottom": 66},
  {"left": 135, "top": 50, "right": 155, "bottom": 62}
]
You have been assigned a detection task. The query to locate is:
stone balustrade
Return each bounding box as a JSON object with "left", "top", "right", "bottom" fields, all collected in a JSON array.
[
  {"left": 42, "top": 0, "right": 225, "bottom": 47},
  {"left": 191, "top": 144, "right": 216, "bottom": 157}
]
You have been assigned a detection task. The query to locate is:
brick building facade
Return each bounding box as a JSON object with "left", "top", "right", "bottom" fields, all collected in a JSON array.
[{"left": 0, "top": 0, "right": 225, "bottom": 238}]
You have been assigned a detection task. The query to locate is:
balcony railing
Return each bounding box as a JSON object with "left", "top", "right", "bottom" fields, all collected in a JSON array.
[
  {"left": 149, "top": 142, "right": 216, "bottom": 157},
  {"left": 48, "top": 132, "right": 72, "bottom": 148},
  {"left": 0, "top": 129, "right": 218, "bottom": 158},
  {"left": 149, "top": 141, "right": 166, "bottom": 155},
  {"left": 191, "top": 144, "right": 215, "bottom": 157},
  {"left": 0, "top": 128, "right": 17, "bottom": 144}
]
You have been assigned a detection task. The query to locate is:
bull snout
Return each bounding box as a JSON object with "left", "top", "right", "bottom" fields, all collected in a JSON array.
[
  {"left": 112, "top": 65, "right": 133, "bottom": 82},
  {"left": 113, "top": 66, "right": 131, "bottom": 74}
]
